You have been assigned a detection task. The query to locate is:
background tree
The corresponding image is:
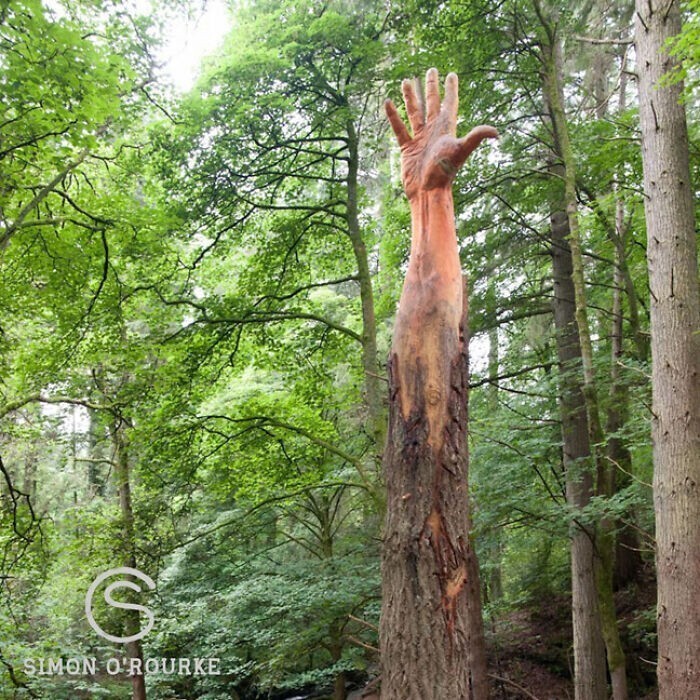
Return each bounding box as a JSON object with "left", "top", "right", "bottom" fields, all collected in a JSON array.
[{"left": 635, "top": 0, "right": 700, "bottom": 696}]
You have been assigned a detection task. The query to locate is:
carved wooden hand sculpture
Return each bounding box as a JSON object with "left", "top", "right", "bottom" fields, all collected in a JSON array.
[
  {"left": 384, "top": 68, "right": 497, "bottom": 447},
  {"left": 385, "top": 68, "right": 498, "bottom": 200},
  {"left": 380, "top": 69, "right": 496, "bottom": 699}
]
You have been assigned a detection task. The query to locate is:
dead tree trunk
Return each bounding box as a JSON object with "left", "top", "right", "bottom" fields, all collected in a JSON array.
[{"left": 380, "top": 69, "right": 496, "bottom": 699}]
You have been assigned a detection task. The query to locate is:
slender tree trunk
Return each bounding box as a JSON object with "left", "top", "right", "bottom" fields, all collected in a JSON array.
[
  {"left": 87, "top": 405, "right": 105, "bottom": 497},
  {"left": 592, "top": 62, "right": 632, "bottom": 700},
  {"left": 635, "top": 1, "right": 700, "bottom": 696},
  {"left": 486, "top": 303, "right": 503, "bottom": 603},
  {"left": 548, "top": 169, "right": 607, "bottom": 700},
  {"left": 541, "top": 28, "right": 604, "bottom": 448},
  {"left": 607, "top": 123, "right": 640, "bottom": 594},
  {"left": 603, "top": 200, "right": 648, "bottom": 363},
  {"left": 347, "top": 123, "right": 385, "bottom": 468},
  {"left": 595, "top": 229, "right": 632, "bottom": 700},
  {"left": 333, "top": 672, "right": 347, "bottom": 700},
  {"left": 110, "top": 419, "right": 147, "bottom": 700},
  {"left": 540, "top": 21, "right": 629, "bottom": 697},
  {"left": 329, "top": 618, "right": 347, "bottom": 700}
]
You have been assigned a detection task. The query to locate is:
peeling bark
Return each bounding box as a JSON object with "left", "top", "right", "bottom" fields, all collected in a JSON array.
[{"left": 381, "top": 279, "right": 487, "bottom": 698}]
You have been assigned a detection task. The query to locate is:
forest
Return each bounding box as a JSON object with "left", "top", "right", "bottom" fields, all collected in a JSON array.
[{"left": 1, "top": 0, "right": 699, "bottom": 698}]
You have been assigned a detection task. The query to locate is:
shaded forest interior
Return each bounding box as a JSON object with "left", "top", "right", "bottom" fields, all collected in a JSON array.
[{"left": 1, "top": 0, "right": 699, "bottom": 699}]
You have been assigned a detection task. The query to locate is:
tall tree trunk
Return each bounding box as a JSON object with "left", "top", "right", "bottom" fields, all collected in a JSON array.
[
  {"left": 110, "top": 418, "right": 147, "bottom": 700},
  {"left": 548, "top": 167, "right": 608, "bottom": 700},
  {"left": 635, "top": 1, "right": 700, "bottom": 696},
  {"left": 607, "top": 93, "right": 642, "bottom": 594},
  {"left": 593, "top": 217, "right": 635, "bottom": 699},
  {"left": 486, "top": 301, "right": 503, "bottom": 603},
  {"left": 592, "top": 57, "right": 632, "bottom": 700},
  {"left": 329, "top": 618, "right": 347, "bottom": 700},
  {"left": 539, "top": 17, "right": 629, "bottom": 696},
  {"left": 347, "top": 122, "right": 385, "bottom": 470},
  {"left": 87, "top": 405, "right": 105, "bottom": 497},
  {"left": 381, "top": 265, "right": 487, "bottom": 698}
]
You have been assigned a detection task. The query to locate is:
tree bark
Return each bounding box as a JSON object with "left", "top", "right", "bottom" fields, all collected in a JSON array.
[
  {"left": 380, "top": 69, "right": 494, "bottom": 700},
  {"left": 594, "top": 198, "right": 634, "bottom": 700},
  {"left": 380, "top": 189, "right": 487, "bottom": 699},
  {"left": 635, "top": 1, "right": 700, "bottom": 696},
  {"left": 486, "top": 300, "right": 503, "bottom": 603},
  {"left": 110, "top": 419, "right": 147, "bottom": 700},
  {"left": 548, "top": 171, "right": 607, "bottom": 700},
  {"left": 539, "top": 16, "right": 629, "bottom": 696},
  {"left": 592, "top": 56, "right": 631, "bottom": 700}
]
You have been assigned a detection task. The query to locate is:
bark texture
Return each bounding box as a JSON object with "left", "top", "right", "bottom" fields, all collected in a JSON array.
[
  {"left": 549, "top": 179, "right": 607, "bottom": 700},
  {"left": 380, "top": 193, "right": 487, "bottom": 700},
  {"left": 540, "top": 17, "right": 628, "bottom": 695},
  {"left": 635, "top": 1, "right": 700, "bottom": 696}
]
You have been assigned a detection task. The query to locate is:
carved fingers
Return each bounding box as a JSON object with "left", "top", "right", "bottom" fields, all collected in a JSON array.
[
  {"left": 425, "top": 67, "right": 441, "bottom": 122},
  {"left": 402, "top": 77, "right": 425, "bottom": 135},
  {"left": 442, "top": 72, "right": 459, "bottom": 132},
  {"left": 385, "top": 98, "right": 411, "bottom": 146},
  {"left": 385, "top": 68, "right": 465, "bottom": 146},
  {"left": 384, "top": 69, "right": 499, "bottom": 195}
]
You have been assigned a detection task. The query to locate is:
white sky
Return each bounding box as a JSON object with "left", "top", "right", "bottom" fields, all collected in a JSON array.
[{"left": 159, "top": 0, "right": 231, "bottom": 92}]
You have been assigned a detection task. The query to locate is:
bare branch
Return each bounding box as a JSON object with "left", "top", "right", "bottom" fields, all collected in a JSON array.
[{"left": 574, "top": 35, "right": 633, "bottom": 45}]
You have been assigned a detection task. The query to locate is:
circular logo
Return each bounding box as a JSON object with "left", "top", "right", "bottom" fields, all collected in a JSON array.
[{"left": 85, "top": 567, "right": 156, "bottom": 644}]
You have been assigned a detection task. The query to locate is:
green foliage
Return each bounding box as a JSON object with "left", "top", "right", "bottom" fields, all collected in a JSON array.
[{"left": 0, "top": 0, "right": 675, "bottom": 697}]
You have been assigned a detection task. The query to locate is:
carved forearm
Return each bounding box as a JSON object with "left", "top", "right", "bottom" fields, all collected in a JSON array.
[
  {"left": 392, "top": 187, "right": 464, "bottom": 450},
  {"left": 406, "top": 188, "right": 462, "bottom": 294}
]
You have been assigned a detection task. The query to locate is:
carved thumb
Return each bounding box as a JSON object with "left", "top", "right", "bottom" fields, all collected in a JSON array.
[{"left": 452, "top": 125, "right": 499, "bottom": 170}]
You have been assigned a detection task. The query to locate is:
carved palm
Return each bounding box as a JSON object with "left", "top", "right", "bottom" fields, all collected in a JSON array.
[{"left": 385, "top": 68, "right": 498, "bottom": 200}]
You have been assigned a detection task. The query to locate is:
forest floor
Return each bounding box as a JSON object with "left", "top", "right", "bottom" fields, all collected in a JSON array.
[
  {"left": 484, "top": 576, "right": 658, "bottom": 700},
  {"left": 486, "top": 601, "right": 574, "bottom": 700},
  {"left": 298, "top": 576, "right": 659, "bottom": 700}
]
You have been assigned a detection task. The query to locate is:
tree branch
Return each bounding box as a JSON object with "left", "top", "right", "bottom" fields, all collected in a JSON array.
[{"left": 1, "top": 123, "right": 110, "bottom": 250}]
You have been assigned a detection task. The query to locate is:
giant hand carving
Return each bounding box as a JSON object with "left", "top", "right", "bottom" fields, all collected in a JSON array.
[
  {"left": 380, "top": 68, "right": 495, "bottom": 698},
  {"left": 385, "top": 68, "right": 498, "bottom": 200}
]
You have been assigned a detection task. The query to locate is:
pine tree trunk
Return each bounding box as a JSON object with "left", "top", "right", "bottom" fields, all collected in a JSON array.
[
  {"left": 540, "top": 22, "right": 630, "bottom": 696},
  {"left": 486, "top": 305, "right": 503, "bottom": 603},
  {"left": 593, "top": 161, "right": 630, "bottom": 700},
  {"left": 635, "top": 1, "right": 700, "bottom": 696},
  {"left": 594, "top": 210, "right": 633, "bottom": 700}
]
